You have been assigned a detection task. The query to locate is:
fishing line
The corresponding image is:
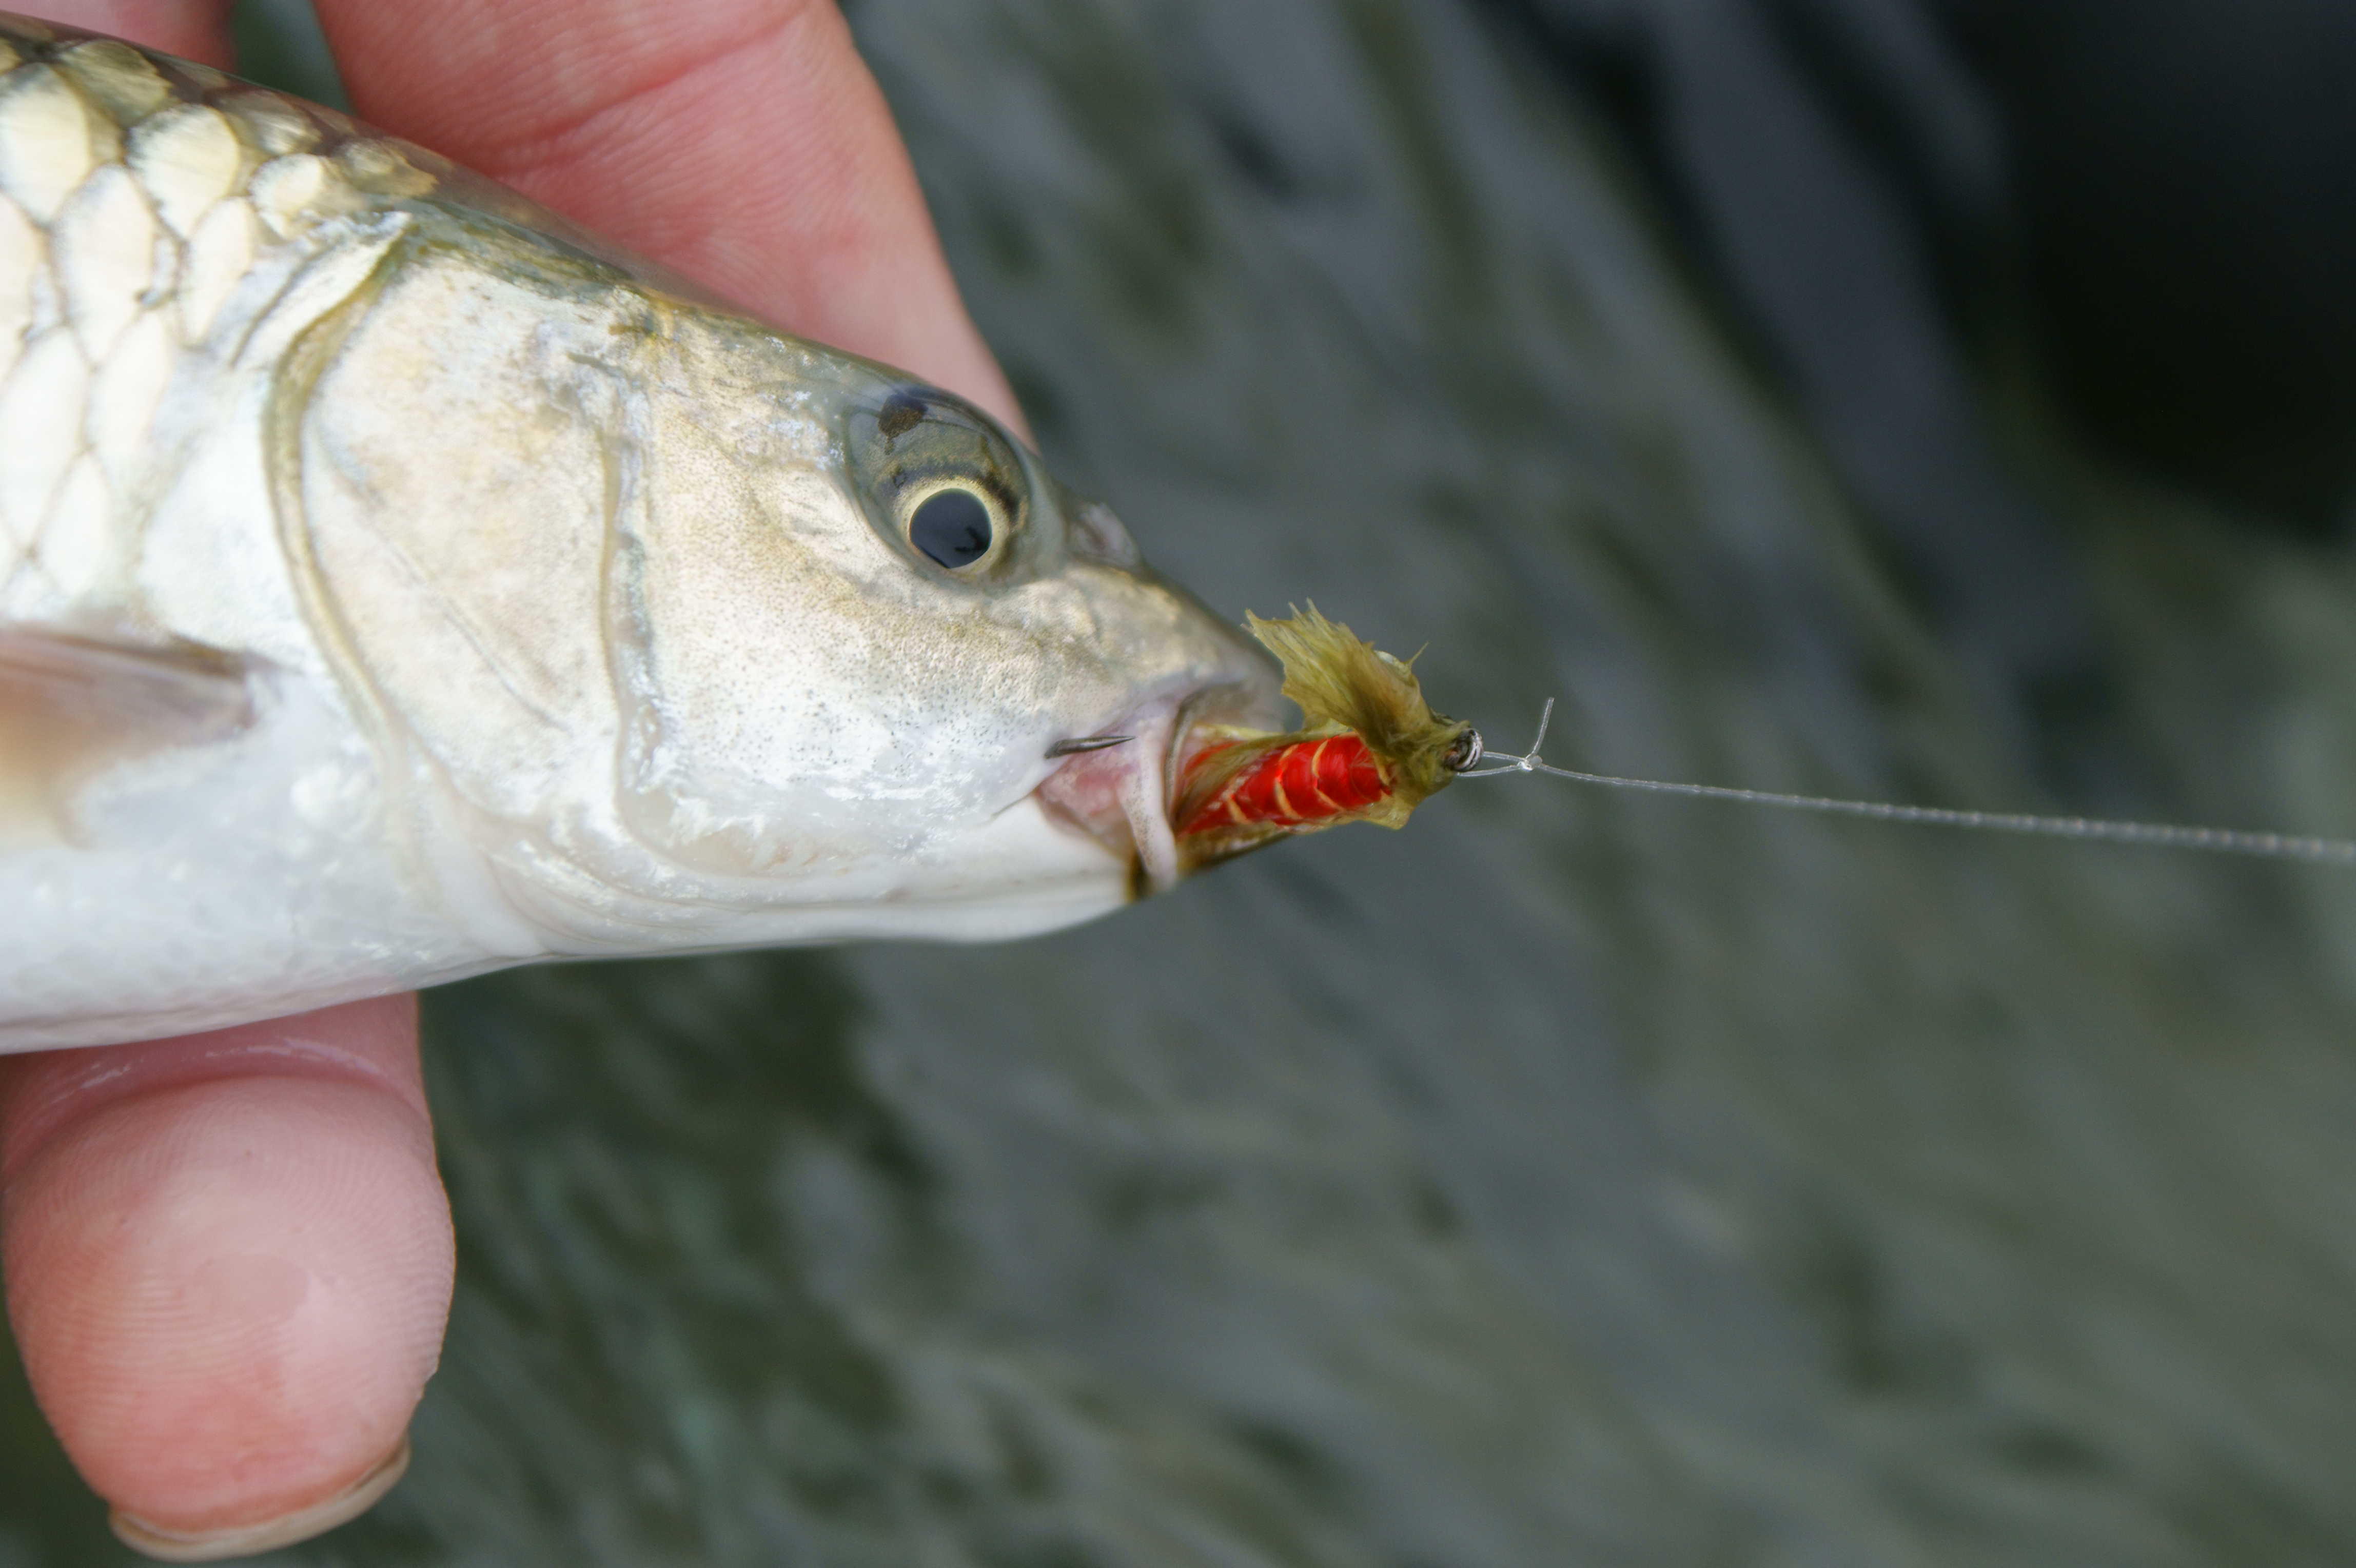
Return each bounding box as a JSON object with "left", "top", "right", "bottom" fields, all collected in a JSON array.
[{"left": 1455, "top": 699, "right": 2356, "bottom": 868}]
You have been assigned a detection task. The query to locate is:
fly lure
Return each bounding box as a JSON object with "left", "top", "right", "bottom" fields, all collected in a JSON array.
[
  {"left": 1172, "top": 606, "right": 1478, "bottom": 869},
  {"left": 1186, "top": 608, "right": 2356, "bottom": 871}
]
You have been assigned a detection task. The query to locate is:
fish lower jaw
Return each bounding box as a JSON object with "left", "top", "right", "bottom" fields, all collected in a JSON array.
[
  {"left": 1032, "top": 682, "right": 1272, "bottom": 899},
  {"left": 1124, "top": 754, "right": 1184, "bottom": 893},
  {"left": 1033, "top": 694, "right": 1199, "bottom": 896}
]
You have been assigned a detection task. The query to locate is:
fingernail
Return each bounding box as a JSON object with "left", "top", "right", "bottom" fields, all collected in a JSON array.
[{"left": 108, "top": 1435, "right": 411, "bottom": 1562}]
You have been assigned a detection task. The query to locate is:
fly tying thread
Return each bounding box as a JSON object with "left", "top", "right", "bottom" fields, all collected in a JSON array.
[{"left": 1456, "top": 699, "right": 2356, "bottom": 869}]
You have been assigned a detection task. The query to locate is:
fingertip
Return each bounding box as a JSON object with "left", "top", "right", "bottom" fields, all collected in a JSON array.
[
  {"left": 111, "top": 1437, "right": 412, "bottom": 1562},
  {"left": 28, "top": 2, "right": 236, "bottom": 68},
  {"left": 1, "top": 1002, "right": 452, "bottom": 1540}
]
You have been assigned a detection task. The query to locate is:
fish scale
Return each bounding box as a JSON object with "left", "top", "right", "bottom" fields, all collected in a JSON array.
[{"left": 0, "top": 25, "right": 434, "bottom": 624}]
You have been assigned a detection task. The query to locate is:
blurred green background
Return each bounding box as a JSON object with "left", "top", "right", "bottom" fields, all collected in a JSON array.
[{"left": 13, "top": 0, "right": 2356, "bottom": 1562}]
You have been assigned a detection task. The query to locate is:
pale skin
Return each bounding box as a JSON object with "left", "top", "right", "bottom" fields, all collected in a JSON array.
[{"left": 2, "top": 0, "right": 1020, "bottom": 1551}]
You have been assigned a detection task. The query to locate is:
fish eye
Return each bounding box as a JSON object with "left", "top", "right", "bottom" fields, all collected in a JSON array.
[
  {"left": 849, "top": 387, "right": 1031, "bottom": 576},
  {"left": 904, "top": 481, "right": 1002, "bottom": 570}
]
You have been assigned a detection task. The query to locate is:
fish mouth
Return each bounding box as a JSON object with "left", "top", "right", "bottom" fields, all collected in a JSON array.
[{"left": 1034, "top": 682, "right": 1265, "bottom": 895}]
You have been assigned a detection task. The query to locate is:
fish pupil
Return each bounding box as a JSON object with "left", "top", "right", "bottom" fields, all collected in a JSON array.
[{"left": 910, "top": 487, "right": 995, "bottom": 568}]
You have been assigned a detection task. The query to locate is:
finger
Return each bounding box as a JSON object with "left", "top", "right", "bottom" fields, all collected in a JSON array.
[
  {"left": 14, "top": 8, "right": 447, "bottom": 1558},
  {"left": 310, "top": 0, "right": 1024, "bottom": 431},
  {"left": 32, "top": 0, "right": 233, "bottom": 68},
  {"left": 0, "top": 996, "right": 453, "bottom": 1560}
]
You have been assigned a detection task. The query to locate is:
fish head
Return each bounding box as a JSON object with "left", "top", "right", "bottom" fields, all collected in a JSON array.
[
  {"left": 598, "top": 360, "right": 1283, "bottom": 940},
  {"left": 294, "top": 244, "right": 1277, "bottom": 948}
]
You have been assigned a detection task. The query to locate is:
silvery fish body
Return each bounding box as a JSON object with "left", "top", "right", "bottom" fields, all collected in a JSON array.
[{"left": 0, "top": 15, "right": 1277, "bottom": 1051}]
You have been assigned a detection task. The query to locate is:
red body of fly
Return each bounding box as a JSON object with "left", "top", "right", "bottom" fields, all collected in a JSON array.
[{"left": 1177, "top": 734, "right": 1391, "bottom": 837}]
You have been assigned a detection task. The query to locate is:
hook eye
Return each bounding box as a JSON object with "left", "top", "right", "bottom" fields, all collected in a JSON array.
[{"left": 1443, "top": 728, "right": 1483, "bottom": 773}]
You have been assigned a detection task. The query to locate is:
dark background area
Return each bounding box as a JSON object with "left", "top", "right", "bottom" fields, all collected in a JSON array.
[
  {"left": 1949, "top": 0, "right": 2356, "bottom": 530},
  {"left": 1513, "top": 0, "right": 2356, "bottom": 534}
]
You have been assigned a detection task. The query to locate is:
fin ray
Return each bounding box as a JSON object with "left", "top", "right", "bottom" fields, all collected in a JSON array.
[{"left": 0, "top": 626, "right": 253, "bottom": 830}]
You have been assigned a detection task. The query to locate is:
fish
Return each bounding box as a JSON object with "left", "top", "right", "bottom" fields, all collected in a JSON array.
[{"left": 0, "top": 12, "right": 1282, "bottom": 1052}]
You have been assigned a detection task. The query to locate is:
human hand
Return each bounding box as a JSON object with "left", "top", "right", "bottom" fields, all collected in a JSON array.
[{"left": 2, "top": 2, "right": 1014, "bottom": 1556}]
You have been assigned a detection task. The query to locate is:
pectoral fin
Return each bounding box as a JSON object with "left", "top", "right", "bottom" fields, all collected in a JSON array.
[{"left": 0, "top": 628, "right": 254, "bottom": 833}]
